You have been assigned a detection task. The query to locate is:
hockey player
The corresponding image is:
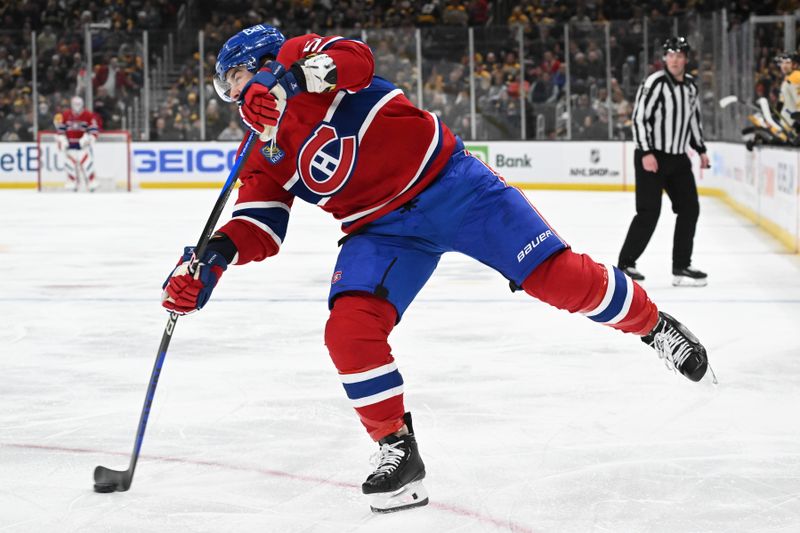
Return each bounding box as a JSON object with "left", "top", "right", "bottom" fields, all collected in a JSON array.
[
  {"left": 162, "top": 24, "right": 712, "bottom": 513},
  {"left": 54, "top": 95, "right": 100, "bottom": 191},
  {"left": 776, "top": 52, "right": 800, "bottom": 129}
]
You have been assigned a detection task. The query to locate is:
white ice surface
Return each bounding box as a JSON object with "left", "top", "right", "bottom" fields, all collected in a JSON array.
[{"left": 1, "top": 189, "right": 799, "bottom": 533}]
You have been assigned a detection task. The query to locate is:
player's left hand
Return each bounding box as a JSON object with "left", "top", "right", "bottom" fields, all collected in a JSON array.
[
  {"left": 161, "top": 246, "right": 228, "bottom": 315},
  {"left": 699, "top": 153, "right": 711, "bottom": 169}
]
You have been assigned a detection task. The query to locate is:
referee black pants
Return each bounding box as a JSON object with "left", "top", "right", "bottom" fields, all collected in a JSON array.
[{"left": 618, "top": 150, "right": 700, "bottom": 270}]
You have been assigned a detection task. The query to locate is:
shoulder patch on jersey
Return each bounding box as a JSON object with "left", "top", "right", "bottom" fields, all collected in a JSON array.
[
  {"left": 261, "top": 142, "right": 285, "bottom": 164},
  {"left": 788, "top": 70, "right": 800, "bottom": 84}
]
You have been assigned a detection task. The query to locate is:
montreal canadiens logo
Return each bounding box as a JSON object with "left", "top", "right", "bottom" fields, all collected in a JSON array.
[{"left": 297, "top": 124, "right": 357, "bottom": 196}]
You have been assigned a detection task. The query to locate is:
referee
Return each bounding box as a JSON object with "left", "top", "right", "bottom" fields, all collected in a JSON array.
[{"left": 618, "top": 36, "right": 710, "bottom": 287}]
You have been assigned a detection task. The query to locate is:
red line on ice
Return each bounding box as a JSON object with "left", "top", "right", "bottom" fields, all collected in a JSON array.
[{"left": 4, "top": 442, "right": 538, "bottom": 532}]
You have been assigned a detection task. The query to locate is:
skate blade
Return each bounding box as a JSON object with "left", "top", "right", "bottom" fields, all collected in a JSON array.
[
  {"left": 672, "top": 276, "right": 708, "bottom": 287},
  {"left": 369, "top": 480, "right": 429, "bottom": 514}
]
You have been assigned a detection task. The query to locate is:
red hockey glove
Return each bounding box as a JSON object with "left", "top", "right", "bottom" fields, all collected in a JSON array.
[
  {"left": 238, "top": 62, "right": 304, "bottom": 141},
  {"left": 161, "top": 246, "right": 228, "bottom": 315},
  {"left": 238, "top": 83, "right": 283, "bottom": 141}
]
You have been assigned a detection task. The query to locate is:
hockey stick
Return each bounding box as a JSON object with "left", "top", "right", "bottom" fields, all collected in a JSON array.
[
  {"left": 93, "top": 131, "right": 258, "bottom": 493},
  {"left": 719, "top": 94, "right": 764, "bottom": 115},
  {"left": 720, "top": 95, "right": 799, "bottom": 144},
  {"left": 756, "top": 97, "right": 800, "bottom": 144}
]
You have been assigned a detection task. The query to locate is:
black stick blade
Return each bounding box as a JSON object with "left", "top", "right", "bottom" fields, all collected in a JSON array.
[{"left": 94, "top": 465, "right": 132, "bottom": 492}]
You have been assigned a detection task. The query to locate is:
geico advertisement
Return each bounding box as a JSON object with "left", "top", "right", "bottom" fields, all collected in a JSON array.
[
  {"left": 0, "top": 142, "right": 241, "bottom": 184},
  {"left": 134, "top": 143, "right": 239, "bottom": 179},
  {"left": 464, "top": 141, "right": 625, "bottom": 184}
]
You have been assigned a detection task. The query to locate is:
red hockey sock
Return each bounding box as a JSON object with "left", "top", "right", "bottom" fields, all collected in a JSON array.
[
  {"left": 324, "top": 293, "right": 406, "bottom": 441},
  {"left": 521, "top": 249, "right": 658, "bottom": 335}
]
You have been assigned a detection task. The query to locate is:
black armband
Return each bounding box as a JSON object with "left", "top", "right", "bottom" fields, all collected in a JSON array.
[
  {"left": 289, "top": 62, "right": 309, "bottom": 92},
  {"left": 206, "top": 232, "right": 238, "bottom": 264}
]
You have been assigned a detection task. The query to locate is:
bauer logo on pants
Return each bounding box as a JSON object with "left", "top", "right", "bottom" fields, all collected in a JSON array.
[{"left": 517, "top": 230, "right": 553, "bottom": 262}]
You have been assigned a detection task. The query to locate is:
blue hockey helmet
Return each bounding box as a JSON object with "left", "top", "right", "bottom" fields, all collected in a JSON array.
[{"left": 213, "top": 24, "right": 286, "bottom": 102}]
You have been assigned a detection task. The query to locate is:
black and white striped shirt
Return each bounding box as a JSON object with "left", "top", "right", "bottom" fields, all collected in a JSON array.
[{"left": 631, "top": 69, "right": 706, "bottom": 155}]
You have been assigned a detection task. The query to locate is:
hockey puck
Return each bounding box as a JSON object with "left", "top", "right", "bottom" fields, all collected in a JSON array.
[{"left": 93, "top": 482, "right": 116, "bottom": 493}]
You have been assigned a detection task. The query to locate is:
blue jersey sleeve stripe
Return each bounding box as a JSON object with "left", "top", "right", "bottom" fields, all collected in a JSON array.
[
  {"left": 320, "top": 36, "right": 344, "bottom": 50},
  {"left": 232, "top": 206, "right": 290, "bottom": 219},
  {"left": 231, "top": 207, "right": 289, "bottom": 240},
  {"left": 321, "top": 37, "right": 371, "bottom": 52},
  {"left": 229, "top": 215, "right": 284, "bottom": 247}
]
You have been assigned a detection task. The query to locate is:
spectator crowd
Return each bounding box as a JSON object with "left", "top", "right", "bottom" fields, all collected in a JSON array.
[{"left": 1, "top": 0, "right": 798, "bottom": 142}]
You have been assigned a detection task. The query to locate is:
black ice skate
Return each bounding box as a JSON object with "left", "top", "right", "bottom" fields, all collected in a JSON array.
[
  {"left": 672, "top": 266, "right": 708, "bottom": 287},
  {"left": 642, "top": 312, "right": 710, "bottom": 382},
  {"left": 362, "top": 412, "right": 428, "bottom": 513},
  {"left": 619, "top": 264, "right": 645, "bottom": 281}
]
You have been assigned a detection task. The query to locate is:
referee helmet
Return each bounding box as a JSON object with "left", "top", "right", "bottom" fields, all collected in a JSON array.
[{"left": 662, "top": 36, "right": 691, "bottom": 55}]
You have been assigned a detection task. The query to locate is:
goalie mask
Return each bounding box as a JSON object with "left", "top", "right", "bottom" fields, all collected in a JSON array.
[
  {"left": 71, "top": 95, "right": 84, "bottom": 114},
  {"left": 214, "top": 24, "right": 286, "bottom": 103}
]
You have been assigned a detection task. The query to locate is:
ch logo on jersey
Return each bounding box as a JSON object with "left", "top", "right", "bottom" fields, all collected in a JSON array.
[{"left": 297, "top": 124, "right": 357, "bottom": 196}]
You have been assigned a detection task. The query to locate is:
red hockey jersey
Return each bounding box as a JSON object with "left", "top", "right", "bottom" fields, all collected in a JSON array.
[
  {"left": 54, "top": 109, "right": 100, "bottom": 148},
  {"left": 217, "top": 34, "right": 457, "bottom": 265}
]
